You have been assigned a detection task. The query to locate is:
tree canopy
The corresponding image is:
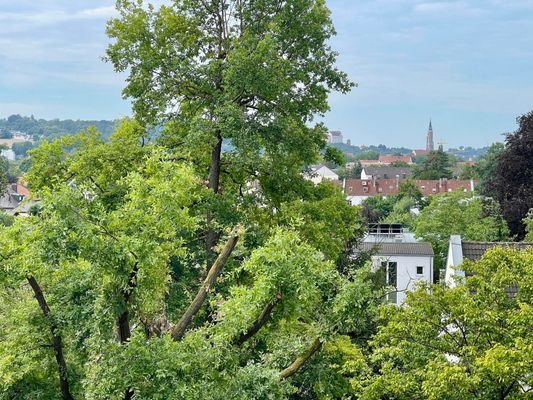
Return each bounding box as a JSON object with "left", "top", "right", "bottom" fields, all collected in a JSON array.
[
  {"left": 413, "top": 148, "right": 452, "bottom": 180},
  {"left": 413, "top": 191, "right": 509, "bottom": 275},
  {"left": 485, "top": 111, "right": 533, "bottom": 239},
  {"left": 358, "top": 247, "right": 533, "bottom": 399}
]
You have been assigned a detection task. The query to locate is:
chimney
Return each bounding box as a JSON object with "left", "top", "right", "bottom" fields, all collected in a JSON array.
[
  {"left": 396, "top": 174, "right": 400, "bottom": 189},
  {"left": 470, "top": 178, "right": 475, "bottom": 192}
]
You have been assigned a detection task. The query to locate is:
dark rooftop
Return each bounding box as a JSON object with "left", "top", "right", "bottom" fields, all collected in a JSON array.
[
  {"left": 461, "top": 242, "right": 533, "bottom": 261},
  {"left": 358, "top": 242, "right": 434, "bottom": 257}
]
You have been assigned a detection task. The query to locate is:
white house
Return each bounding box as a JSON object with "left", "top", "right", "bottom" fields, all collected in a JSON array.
[
  {"left": 356, "top": 224, "right": 434, "bottom": 305},
  {"left": 1, "top": 149, "right": 15, "bottom": 161},
  {"left": 307, "top": 165, "right": 339, "bottom": 185},
  {"left": 445, "top": 235, "right": 533, "bottom": 288}
]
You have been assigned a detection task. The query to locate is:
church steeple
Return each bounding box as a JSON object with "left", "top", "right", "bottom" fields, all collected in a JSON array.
[{"left": 426, "top": 119, "right": 434, "bottom": 151}]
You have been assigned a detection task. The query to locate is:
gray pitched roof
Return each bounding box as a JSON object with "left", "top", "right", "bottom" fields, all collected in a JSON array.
[
  {"left": 461, "top": 242, "right": 533, "bottom": 261},
  {"left": 358, "top": 242, "right": 434, "bottom": 256},
  {"left": 362, "top": 166, "right": 413, "bottom": 179}
]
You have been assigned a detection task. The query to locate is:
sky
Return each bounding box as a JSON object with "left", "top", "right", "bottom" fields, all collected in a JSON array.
[{"left": 0, "top": 0, "right": 532, "bottom": 148}]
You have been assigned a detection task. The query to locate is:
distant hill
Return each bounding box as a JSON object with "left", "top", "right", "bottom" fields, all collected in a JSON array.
[{"left": 0, "top": 115, "right": 117, "bottom": 141}]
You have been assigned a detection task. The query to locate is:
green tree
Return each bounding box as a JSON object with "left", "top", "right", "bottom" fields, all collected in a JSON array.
[
  {"left": 11, "top": 141, "right": 35, "bottom": 157},
  {"left": 0, "top": 1, "right": 383, "bottom": 398},
  {"left": 459, "top": 163, "right": 478, "bottom": 180},
  {"left": 413, "top": 148, "right": 452, "bottom": 179},
  {"left": 355, "top": 150, "right": 380, "bottom": 161},
  {"left": 336, "top": 162, "right": 362, "bottom": 180},
  {"left": 106, "top": 0, "right": 353, "bottom": 263},
  {"left": 0, "top": 127, "right": 381, "bottom": 398},
  {"left": 413, "top": 191, "right": 509, "bottom": 276},
  {"left": 484, "top": 111, "right": 533, "bottom": 239},
  {"left": 389, "top": 160, "right": 410, "bottom": 167},
  {"left": 397, "top": 179, "right": 423, "bottom": 205},
  {"left": 476, "top": 142, "right": 504, "bottom": 195},
  {"left": 358, "top": 247, "right": 533, "bottom": 399},
  {"left": 361, "top": 196, "right": 396, "bottom": 224},
  {"left": 523, "top": 208, "right": 533, "bottom": 242}
]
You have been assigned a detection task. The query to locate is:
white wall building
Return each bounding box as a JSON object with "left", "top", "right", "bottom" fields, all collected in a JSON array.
[
  {"left": 1, "top": 149, "right": 15, "bottom": 161},
  {"left": 328, "top": 130, "right": 343, "bottom": 144},
  {"left": 357, "top": 224, "right": 434, "bottom": 305},
  {"left": 445, "top": 235, "right": 533, "bottom": 288}
]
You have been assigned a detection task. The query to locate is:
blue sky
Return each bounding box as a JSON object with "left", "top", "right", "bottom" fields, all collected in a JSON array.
[{"left": 0, "top": 1, "right": 532, "bottom": 148}]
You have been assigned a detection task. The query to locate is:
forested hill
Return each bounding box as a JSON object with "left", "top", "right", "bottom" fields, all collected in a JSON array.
[{"left": 0, "top": 114, "right": 117, "bottom": 140}]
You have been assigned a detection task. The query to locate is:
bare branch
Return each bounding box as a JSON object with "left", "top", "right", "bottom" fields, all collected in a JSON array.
[
  {"left": 171, "top": 231, "right": 239, "bottom": 340},
  {"left": 279, "top": 337, "right": 322, "bottom": 380},
  {"left": 27, "top": 276, "right": 75, "bottom": 400},
  {"left": 237, "top": 291, "right": 282, "bottom": 345}
]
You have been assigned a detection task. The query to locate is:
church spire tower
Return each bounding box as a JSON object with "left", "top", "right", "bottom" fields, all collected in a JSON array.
[{"left": 426, "top": 119, "right": 434, "bottom": 151}]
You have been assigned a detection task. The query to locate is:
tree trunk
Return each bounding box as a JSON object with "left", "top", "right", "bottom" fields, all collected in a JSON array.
[
  {"left": 27, "top": 276, "right": 75, "bottom": 400},
  {"left": 279, "top": 337, "right": 322, "bottom": 380},
  {"left": 171, "top": 232, "right": 238, "bottom": 341},
  {"left": 117, "top": 262, "right": 138, "bottom": 343},
  {"left": 237, "top": 292, "right": 282, "bottom": 345}
]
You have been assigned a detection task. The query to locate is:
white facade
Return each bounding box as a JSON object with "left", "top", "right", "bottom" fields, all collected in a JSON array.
[
  {"left": 371, "top": 254, "right": 433, "bottom": 305},
  {"left": 445, "top": 235, "right": 465, "bottom": 288},
  {"left": 359, "top": 227, "right": 434, "bottom": 305},
  {"left": 328, "top": 131, "right": 343, "bottom": 144},
  {"left": 1, "top": 149, "right": 15, "bottom": 161}
]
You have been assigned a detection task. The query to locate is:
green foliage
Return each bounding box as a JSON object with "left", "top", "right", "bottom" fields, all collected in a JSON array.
[
  {"left": 361, "top": 196, "right": 396, "bottom": 223},
  {"left": 355, "top": 150, "right": 379, "bottom": 161},
  {"left": 11, "top": 141, "right": 35, "bottom": 157},
  {"left": 476, "top": 142, "right": 504, "bottom": 196},
  {"left": 483, "top": 111, "right": 533, "bottom": 238},
  {"left": 382, "top": 196, "right": 416, "bottom": 229},
  {"left": 389, "top": 160, "right": 410, "bottom": 168},
  {"left": 359, "top": 247, "right": 533, "bottom": 399},
  {"left": 458, "top": 163, "right": 478, "bottom": 180},
  {"left": 413, "top": 191, "right": 509, "bottom": 274},
  {"left": 523, "top": 208, "right": 533, "bottom": 242},
  {"left": 413, "top": 149, "right": 452, "bottom": 179},
  {"left": 336, "top": 162, "right": 362, "bottom": 180},
  {"left": 0, "top": 114, "right": 116, "bottom": 140},
  {"left": 323, "top": 146, "right": 345, "bottom": 167}
]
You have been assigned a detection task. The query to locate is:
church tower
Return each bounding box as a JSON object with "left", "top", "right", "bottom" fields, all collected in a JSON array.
[{"left": 426, "top": 120, "right": 434, "bottom": 151}]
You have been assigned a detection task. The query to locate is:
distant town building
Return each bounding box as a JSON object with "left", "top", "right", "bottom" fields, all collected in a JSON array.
[
  {"left": 426, "top": 120, "right": 434, "bottom": 151},
  {"left": 361, "top": 166, "right": 412, "bottom": 180},
  {"left": 346, "top": 139, "right": 351, "bottom": 146},
  {"left": 328, "top": 130, "right": 343, "bottom": 144},
  {"left": 343, "top": 178, "right": 475, "bottom": 205},
  {"left": 1, "top": 149, "right": 15, "bottom": 161},
  {"left": 411, "top": 149, "right": 430, "bottom": 157}
]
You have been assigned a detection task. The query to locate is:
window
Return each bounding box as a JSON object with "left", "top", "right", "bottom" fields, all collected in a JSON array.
[{"left": 417, "top": 266, "right": 424, "bottom": 275}]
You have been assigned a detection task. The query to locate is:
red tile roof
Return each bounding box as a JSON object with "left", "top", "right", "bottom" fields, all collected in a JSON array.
[
  {"left": 344, "top": 179, "right": 475, "bottom": 197},
  {"left": 378, "top": 155, "right": 413, "bottom": 164}
]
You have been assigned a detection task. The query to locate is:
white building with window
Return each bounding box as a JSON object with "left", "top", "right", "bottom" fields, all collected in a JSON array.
[{"left": 356, "top": 224, "right": 434, "bottom": 305}]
